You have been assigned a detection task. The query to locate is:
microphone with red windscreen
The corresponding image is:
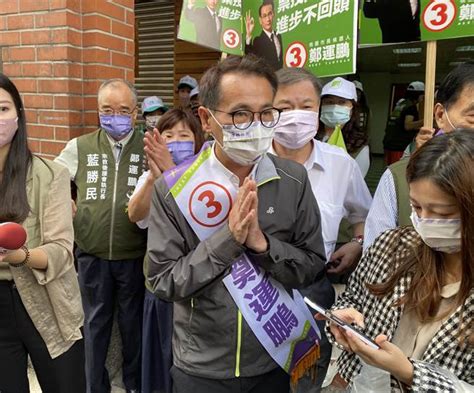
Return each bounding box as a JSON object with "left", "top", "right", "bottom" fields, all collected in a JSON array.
[{"left": 0, "top": 222, "right": 27, "bottom": 254}]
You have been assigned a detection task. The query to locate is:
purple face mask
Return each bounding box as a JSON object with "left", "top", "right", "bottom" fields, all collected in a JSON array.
[
  {"left": 0, "top": 117, "right": 18, "bottom": 147},
  {"left": 100, "top": 114, "right": 133, "bottom": 141},
  {"left": 167, "top": 141, "right": 195, "bottom": 165}
]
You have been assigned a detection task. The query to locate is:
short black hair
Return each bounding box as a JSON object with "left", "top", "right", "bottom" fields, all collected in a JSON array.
[
  {"left": 276, "top": 68, "right": 322, "bottom": 97},
  {"left": 259, "top": 0, "right": 274, "bottom": 17},
  {"left": 199, "top": 55, "right": 277, "bottom": 108},
  {"left": 157, "top": 108, "right": 205, "bottom": 153},
  {"left": 437, "top": 61, "right": 474, "bottom": 109}
]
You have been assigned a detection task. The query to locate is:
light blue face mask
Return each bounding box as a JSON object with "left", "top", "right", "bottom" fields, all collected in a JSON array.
[{"left": 320, "top": 105, "right": 352, "bottom": 128}]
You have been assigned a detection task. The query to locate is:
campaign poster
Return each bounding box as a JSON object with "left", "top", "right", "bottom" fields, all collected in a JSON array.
[
  {"left": 178, "top": 0, "right": 243, "bottom": 55},
  {"left": 242, "top": 0, "right": 358, "bottom": 76},
  {"left": 360, "top": 0, "right": 474, "bottom": 45},
  {"left": 178, "top": 0, "right": 359, "bottom": 78}
]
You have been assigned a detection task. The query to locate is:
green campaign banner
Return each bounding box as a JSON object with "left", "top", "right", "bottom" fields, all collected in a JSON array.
[
  {"left": 178, "top": 0, "right": 358, "bottom": 78},
  {"left": 178, "top": 0, "right": 243, "bottom": 56},
  {"left": 360, "top": 0, "right": 474, "bottom": 45}
]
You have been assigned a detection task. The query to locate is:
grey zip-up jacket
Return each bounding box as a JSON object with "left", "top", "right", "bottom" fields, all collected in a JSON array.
[{"left": 147, "top": 152, "right": 326, "bottom": 379}]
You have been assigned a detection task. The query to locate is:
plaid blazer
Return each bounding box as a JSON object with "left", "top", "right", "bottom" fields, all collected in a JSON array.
[{"left": 326, "top": 228, "right": 473, "bottom": 392}]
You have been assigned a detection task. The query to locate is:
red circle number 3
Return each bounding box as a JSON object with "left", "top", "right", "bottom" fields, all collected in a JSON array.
[
  {"left": 189, "top": 181, "right": 233, "bottom": 228},
  {"left": 227, "top": 32, "right": 236, "bottom": 46},
  {"left": 423, "top": 0, "right": 457, "bottom": 32},
  {"left": 223, "top": 28, "right": 240, "bottom": 49},
  {"left": 197, "top": 190, "right": 222, "bottom": 219},
  {"left": 289, "top": 46, "right": 302, "bottom": 67},
  {"left": 285, "top": 42, "right": 307, "bottom": 68}
]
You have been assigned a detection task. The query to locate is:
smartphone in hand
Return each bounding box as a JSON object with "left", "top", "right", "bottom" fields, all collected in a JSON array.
[{"left": 304, "top": 297, "right": 379, "bottom": 350}]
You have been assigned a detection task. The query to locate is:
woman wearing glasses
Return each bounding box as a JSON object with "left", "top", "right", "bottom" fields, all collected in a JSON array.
[
  {"left": 0, "top": 73, "right": 85, "bottom": 392},
  {"left": 146, "top": 55, "right": 327, "bottom": 393}
]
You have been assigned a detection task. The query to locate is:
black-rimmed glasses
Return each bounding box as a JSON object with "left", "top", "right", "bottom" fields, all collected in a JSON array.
[{"left": 210, "top": 107, "right": 281, "bottom": 130}]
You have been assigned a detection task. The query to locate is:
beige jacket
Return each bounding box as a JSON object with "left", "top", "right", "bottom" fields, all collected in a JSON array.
[{"left": 9, "top": 156, "right": 84, "bottom": 359}]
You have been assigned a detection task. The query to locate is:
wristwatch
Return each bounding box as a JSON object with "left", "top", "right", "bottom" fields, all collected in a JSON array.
[{"left": 351, "top": 235, "right": 364, "bottom": 247}]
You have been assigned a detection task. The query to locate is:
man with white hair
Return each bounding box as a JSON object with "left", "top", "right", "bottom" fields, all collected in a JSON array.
[{"left": 55, "top": 79, "right": 146, "bottom": 393}]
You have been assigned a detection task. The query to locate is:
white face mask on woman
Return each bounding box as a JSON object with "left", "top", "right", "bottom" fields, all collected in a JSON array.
[
  {"left": 320, "top": 105, "right": 351, "bottom": 128},
  {"left": 209, "top": 111, "right": 275, "bottom": 166},
  {"left": 410, "top": 209, "right": 461, "bottom": 254},
  {"left": 273, "top": 110, "right": 319, "bottom": 150},
  {"left": 0, "top": 117, "right": 18, "bottom": 147}
]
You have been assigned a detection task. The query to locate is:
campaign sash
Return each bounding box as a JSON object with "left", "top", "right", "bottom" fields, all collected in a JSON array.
[{"left": 164, "top": 143, "right": 320, "bottom": 381}]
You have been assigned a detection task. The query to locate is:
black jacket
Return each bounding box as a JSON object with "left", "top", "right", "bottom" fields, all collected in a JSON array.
[
  {"left": 245, "top": 30, "right": 283, "bottom": 71},
  {"left": 364, "top": 0, "right": 420, "bottom": 43},
  {"left": 147, "top": 151, "right": 326, "bottom": 378},
  {"left": 185, "top": 6, "right": 221, "bottom": 50}
]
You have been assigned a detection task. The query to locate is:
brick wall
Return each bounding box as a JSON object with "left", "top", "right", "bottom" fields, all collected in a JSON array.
[{"left": 0, "top": 0, "right": 135, "bottom": 158}]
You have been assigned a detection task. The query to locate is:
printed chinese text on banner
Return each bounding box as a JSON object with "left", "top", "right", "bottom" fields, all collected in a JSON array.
[
  {"left": 178, "top": 0, "right": 359, "bottom": 78},
  {"left": 243, "top": 0, "right": 358, "bottom": 77}
]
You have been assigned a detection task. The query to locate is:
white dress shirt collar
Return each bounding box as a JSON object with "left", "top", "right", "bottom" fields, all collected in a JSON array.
[
  {"left": 268, "top": 141, "right": 326, "bottom": 172},
  {"left": 210, "top": 142, "right": 270, "bottom": 187},
  {"left": 207, "top": 6, "right": 217, "bottom": 17},
  {"left": 105, "top": 128, "right": 134, "bottom": 150},
  {"left": 263, "top": 29, "right": 275, "bottom": 40},
  {"left": 303, "top": 140, "right": 327, "bottom": 172}
]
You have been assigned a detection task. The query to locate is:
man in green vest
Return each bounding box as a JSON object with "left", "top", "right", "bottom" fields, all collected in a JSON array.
[
  {"left": 55, "top": 79, "right": 147, "bottom": 393},
  {"left": 364, "top": 61, "right": 474, "bottom": 250}
]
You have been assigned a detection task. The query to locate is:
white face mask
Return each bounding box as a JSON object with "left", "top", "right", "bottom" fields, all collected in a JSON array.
[
  {"left": 145, "top": 115, "right": 162, "bottom": 129},
  {"left": 410, "top": 209, "right": 461, "bottom": 254},
  {"left": 0, "top": 117, "right": 18, "bottom": 147},
  {"left": 320, "top": 104, "right": 351, "bottom": 128},
  {"left": 209, "top": 111, "right": 275, "bottom": 166},
  {"left": 273, "top": 110, "right": 319, "bottom": 150}
]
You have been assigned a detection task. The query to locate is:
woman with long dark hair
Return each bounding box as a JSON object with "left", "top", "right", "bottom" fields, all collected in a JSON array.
[
  {"left": 0, "top": 73, "right": 85, "bottom": 392},
  {"left": 325, "top": 130, "right": 473, "bottom": 391}
]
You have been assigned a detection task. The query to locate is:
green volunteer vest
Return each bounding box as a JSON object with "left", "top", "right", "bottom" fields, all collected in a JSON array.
[
  {"left": 74, "top": 128, "right": 147, "bottom": 260},
  {"left": 389, "top": 158, "right": 411, "bottom": 227}
]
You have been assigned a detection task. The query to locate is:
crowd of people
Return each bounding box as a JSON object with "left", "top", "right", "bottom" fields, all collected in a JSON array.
[{"left": 0, "top": 56, "right": 472, "bottom": 393}]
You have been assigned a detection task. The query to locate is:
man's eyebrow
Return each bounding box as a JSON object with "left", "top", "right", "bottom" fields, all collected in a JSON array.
[
  {"left": 227, "top": 103, "right": 252, "bottom": 111},
  {"left": 227, "top": 102, "right": 272, "bottom": 110},
  {"left": 274, "top": 99, "right": 292, "bottom": 105}
]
